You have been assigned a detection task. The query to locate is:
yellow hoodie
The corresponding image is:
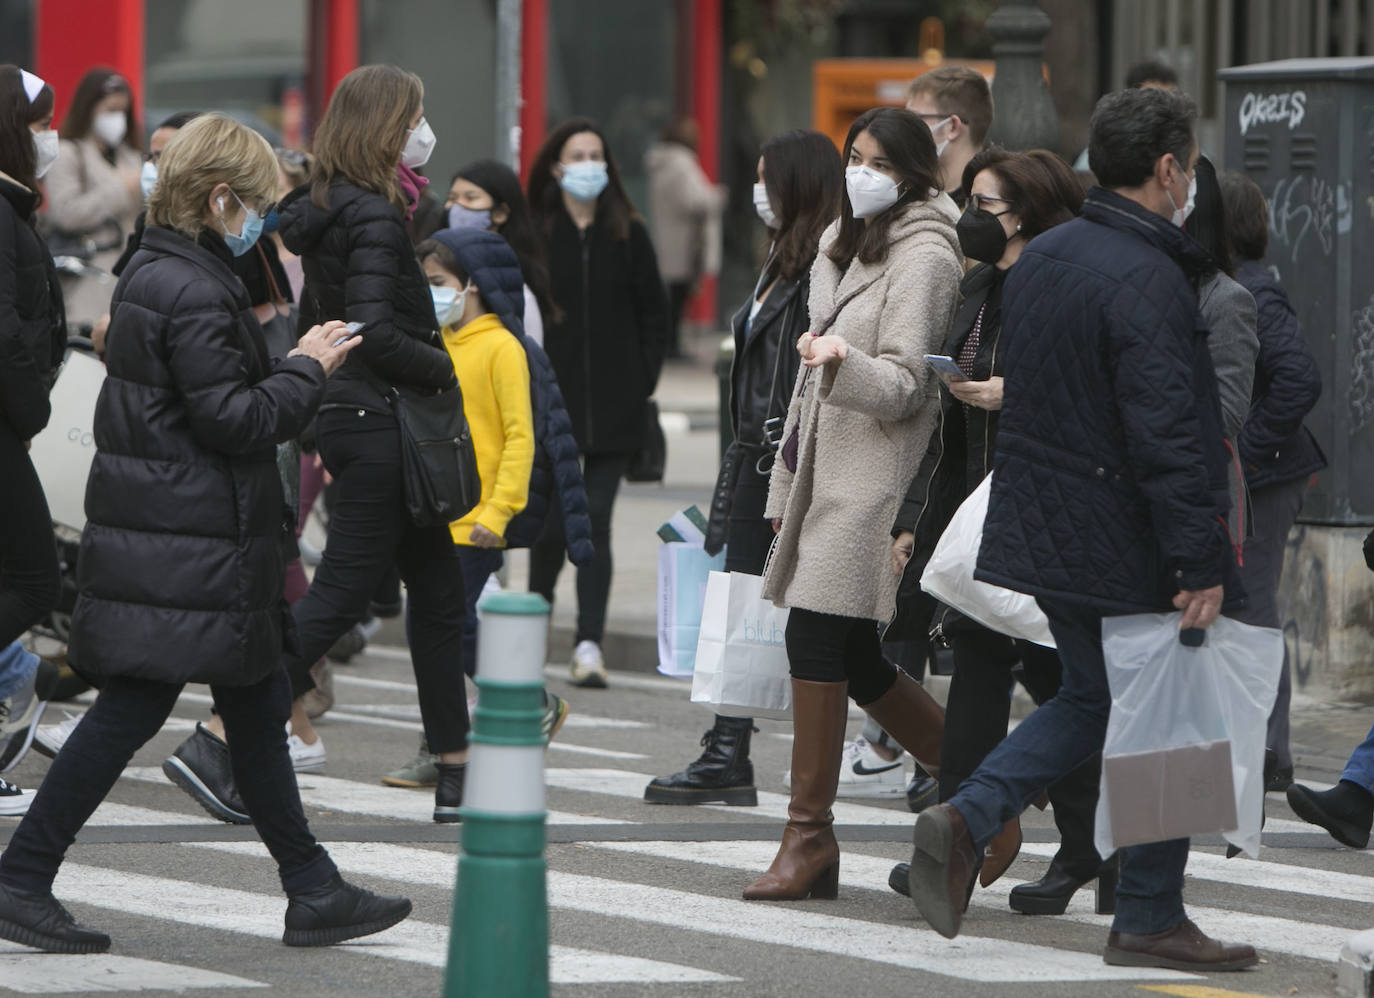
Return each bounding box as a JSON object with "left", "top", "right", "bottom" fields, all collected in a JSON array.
[{"left": 440, "top": 314, "right": 534, "bottom": 545}]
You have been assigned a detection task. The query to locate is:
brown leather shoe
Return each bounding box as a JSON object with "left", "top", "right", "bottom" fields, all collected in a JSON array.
[
  {"left": 860, "top": 669, "right": 943, "bottom": 776},
  {"left": 979, "top": 816, "right": 1022, "bottom": 888},
  {"left": 907, "top": 802, "right": 981, "bottom": 938},
  {"left": 744, "top": 679, "right": 848, "bottom": 901},
  {"left": 1104, "top": 917, "right": 1258, "bottom": 971}
]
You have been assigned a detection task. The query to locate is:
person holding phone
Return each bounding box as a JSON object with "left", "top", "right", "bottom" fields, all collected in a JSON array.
[
  {"left": 0, "top": 113, "right": 411, "bottom": 954},
  {"left": 887, "top": 149, "right": 1109, "bottom": 909},
  {"left": 743, "top": 107, "right": 961, "bottom": 902}
]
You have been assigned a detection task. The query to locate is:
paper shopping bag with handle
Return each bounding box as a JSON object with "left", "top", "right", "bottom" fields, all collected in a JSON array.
[{"left": 690, "top": 571, "right": 792, "bottom": 719}]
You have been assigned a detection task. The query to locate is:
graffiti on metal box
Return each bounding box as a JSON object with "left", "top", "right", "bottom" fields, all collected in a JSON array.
[{"left": 1269, "top": 176, "right": 1352, "bottom": 262}]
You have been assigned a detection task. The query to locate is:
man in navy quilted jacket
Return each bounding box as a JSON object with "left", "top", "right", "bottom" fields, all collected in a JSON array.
[{"left": 906, "top": 86, "right": 1257, "bottom": 972}]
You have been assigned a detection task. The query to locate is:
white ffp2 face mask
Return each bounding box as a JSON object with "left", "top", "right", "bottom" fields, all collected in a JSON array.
[
  {"left": 93, "top": 110, "right": 127, "bottom": 149},
  {"left": 846, "top": 165, "right": 901, "bottom": 219},
  {"left": 1169, "top": 162, "right": 1197, "bottom": 228},
  {"left": 929, "top": 115, "right": 954, "bottom": 158},
  {"left": 402, "top": 118, "right": 437, "bottom": 168},
  {"left": 32, "top": 129, "right": 60, "bottom": 178},
  {"left": 753, "top": 183, "right": 778, "bottom": 228}
]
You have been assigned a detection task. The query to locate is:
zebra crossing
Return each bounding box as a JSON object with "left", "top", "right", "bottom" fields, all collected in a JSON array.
[{"left": 0, "top": 662, "right": 1369, "bottom": 996}]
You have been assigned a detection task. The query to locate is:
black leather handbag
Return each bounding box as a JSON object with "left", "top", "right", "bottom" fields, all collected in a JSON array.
[{"left": 389, "top": 382, "right": 482, "bottom": 528}]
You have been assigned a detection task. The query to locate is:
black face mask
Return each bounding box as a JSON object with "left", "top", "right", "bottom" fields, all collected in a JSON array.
[{"left": 957, "top": 208, "right": 1011, "bottom": 264}]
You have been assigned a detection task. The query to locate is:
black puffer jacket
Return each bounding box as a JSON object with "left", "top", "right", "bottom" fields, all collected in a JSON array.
[
  {"left": 1233, "top": 259, "right": 1326, "bottom": 491},
  {"left": 277, "top": 181, "right": 454, "bottom": 410},
  {"left": 542, "top": 211, "right": 669, "bottom": 455},
  {"left": 703, "top": 270, "right": 807, "bottom": 555},
  {"left": 68, "top": 227, "right": 326, "bottom": 686},
  {"left": 889, "top": 263, "right": 1004, "bottom": 638},
  {"left": 0, "top": 174, "right": 66, "bottom": 441},
  {"left": 977, "top": 189, "right": 1242, "bottom": 614}
]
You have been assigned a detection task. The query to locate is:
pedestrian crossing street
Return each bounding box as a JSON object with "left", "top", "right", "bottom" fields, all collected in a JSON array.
[{"left": 1, "top": 666, "right": 1369, "bottom": 996}]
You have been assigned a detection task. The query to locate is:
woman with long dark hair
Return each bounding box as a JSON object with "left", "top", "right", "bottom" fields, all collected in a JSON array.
[
  {"left": 645, "top": 129, "right": 842, "bottom": 806},
  {"left": 526, "top": 118, "right": 670, "bottom": 688},
  {"left": 743, "top": 107, "right": 960, "bottom": 901},
  {"left": 0, "top": 66, "right": 65, "bottom": 817},
  {"left": 0, "top": 112, "right": 410, "bottom": 954},
  {"left": 443, "top": 158, "right": 556, "bottom": 346}
]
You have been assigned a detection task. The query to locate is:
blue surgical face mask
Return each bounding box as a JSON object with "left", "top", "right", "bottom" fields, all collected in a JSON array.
[
  {"left": 140, "top": 160, "right": 158, "bottom": 200},
  {"left": 218, "top": 189, "right": 264, "bottom": 257},
  {"left": 558, "top": 160, "right": 609, "bottom": 202},
  {"left": 448, "top": 203, "right": 492, "bottom": 231},
  {"left": 432, "top": 281, "right": 472, "bottom": 328}
]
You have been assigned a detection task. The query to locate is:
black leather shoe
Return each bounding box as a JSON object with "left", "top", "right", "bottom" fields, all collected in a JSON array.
[
  {"left": 906, "top": 770, "right": 939, "bottom": 814},
  {"left": 1009, "top": 861, "right": 1095, "bottom": 915},
  {"left": 283, "top": 874, "right": 412, "bottom": 947},
  {"left": 1287, "top": 780, "right": 1373, "bottom": 849},
  {"left": 434, "top": 762, "right": 465, "bottom": 823},
  {"left": 0, "top": 882, "right": 110, "bottom": 953},
  {"left": 644, "top": 716, "right": 758, "bottom": 806},
  {"left": 888, "top": 861, "right": 911, "bottom": 896},
  {"left": 162, "top": 724, "right": 252, "bottom": 824}
]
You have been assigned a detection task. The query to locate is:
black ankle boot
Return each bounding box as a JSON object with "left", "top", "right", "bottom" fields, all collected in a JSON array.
[
  {"left": 434, "top": 762, "right": 465, "bottom": 823},
  {"left": 1287, "top": 779, "right": 1374, "bottom": 849},
  {"left": 0, "top": 882, "right": 111, "bottom": 954},
  {"left": 644, "top": 715, "right": 757, "bottom": 806},
  {"left": 283, "top": 874, "right": 412, "bottom": 946},
  {"left": 162, "top": 723, "right": 252, "bottom": 825},
  {"left": 1007, "top": 858, "right": 1116, "bottom": 915}
]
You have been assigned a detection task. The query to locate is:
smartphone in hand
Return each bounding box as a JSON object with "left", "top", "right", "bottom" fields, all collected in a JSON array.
[
  {"left": 924, "top": 354, "right": 967, "bottom": 384},
  {"left": 332, "top": 321, "right": 365, "bottom": 348}
]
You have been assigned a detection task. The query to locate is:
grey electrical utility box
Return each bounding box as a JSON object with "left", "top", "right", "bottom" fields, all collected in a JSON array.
[{"left": 1219, "top": 58, "right": 1374, "bottom": 525}]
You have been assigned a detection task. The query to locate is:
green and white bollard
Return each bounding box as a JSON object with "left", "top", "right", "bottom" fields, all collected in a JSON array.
[{"left": 443, "top": 591, "right": 550, "bottom": 998}]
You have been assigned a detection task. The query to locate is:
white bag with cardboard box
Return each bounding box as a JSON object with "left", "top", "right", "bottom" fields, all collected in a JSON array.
[
  {"left": 26, "top": 350, "right": 105, "bottom": 530},
  {"left": 690, "top": 571, "right": 792, "bottom": 719}
]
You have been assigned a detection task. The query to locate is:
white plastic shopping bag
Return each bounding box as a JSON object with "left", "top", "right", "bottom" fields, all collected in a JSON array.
[
  {"left": 690, "top": 571, "right": 792, "bottom": 719},
  {"left": 920, "top": 473, "right": 1055, "bottom": 648},
  {"left": 27, "top": 350, "right": 105, "bottom": 530},
  {"left": 656, "top": 542, "right": 726, "bottom": 676},
  {"left": 1095, "top": 613, "right": 1283, "bottom": 859}
]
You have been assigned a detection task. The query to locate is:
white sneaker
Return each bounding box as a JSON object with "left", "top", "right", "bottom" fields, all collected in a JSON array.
[
  {"left": 285, "top": 723, "right": 327, "bottom": 772},
  {"left": 783, "top": 737, "right": 907, "bottom": 798},
  {"left": 33, "top": 710, "right": 83, "bottom": 759},
  {"left": 0, "top": 777, "right": 31, "bottom": 816},
  {"left": 570, "top": 640, "right": 608, "bottom": 689}
]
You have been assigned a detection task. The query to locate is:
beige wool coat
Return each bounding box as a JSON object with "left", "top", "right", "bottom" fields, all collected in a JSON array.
[{"left": 763, "top": 196, "right": 963, "bottom": 623}]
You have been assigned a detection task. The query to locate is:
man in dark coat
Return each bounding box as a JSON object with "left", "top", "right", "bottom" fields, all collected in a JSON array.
[{"left": 906, "top": 87, "right": 1257, "bottom": 972}]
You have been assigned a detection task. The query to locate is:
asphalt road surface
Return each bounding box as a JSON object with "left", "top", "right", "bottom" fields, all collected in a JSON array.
[{"left": 1, "top": 644, "right": 1368, "bottom": 998}]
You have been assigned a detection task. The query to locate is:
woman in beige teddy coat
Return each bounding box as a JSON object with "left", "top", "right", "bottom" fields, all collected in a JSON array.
[{"left": 744, "top": 107, "right": 963, "bottom": 902}]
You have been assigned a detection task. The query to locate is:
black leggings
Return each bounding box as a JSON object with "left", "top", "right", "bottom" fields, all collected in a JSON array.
[
  {"left": 784, "top": 607, "right": 897, "bottom": 705},
  {"left": 529, "top": 453, "right": 628, "bottom": 645},
  {"left": 0, "top": 421, "right": 60, "bottom": 647},
  {"left": 939, "top": 622, "right": 1102, "bottom": 878},
  {"left": 0, "top": 666, "right": 336, "bottom": 896},
  {"left": 286, "top": 409, "right": 468, "bottom": 752}
]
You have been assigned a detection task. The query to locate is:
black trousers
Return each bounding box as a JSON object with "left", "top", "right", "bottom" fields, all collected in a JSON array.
[
  {"left": 784, "top": 607, "right": 897, "bottom": 705},
  {"left": 0, "top": 421, "right": 60, "bottom": 647},
  {"left": 666, "top": 280, "right": 693, "bottom": 356},
  {"left": 287, "top": 409, "right": 468, "bottom": 753},
  {"left": 939, "top": 622, "right": 1102, "bottom": 878},
  {"left": 529, "top": 453, "right": 628, "bottom": 645},
  {"left": 0, "top": 665, "right": 336, "bottom": 896}
]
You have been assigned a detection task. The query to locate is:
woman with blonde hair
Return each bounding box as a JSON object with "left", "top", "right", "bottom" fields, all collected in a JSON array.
[{"left": 0, "top": 112, "right": 411, "bottom": 954}]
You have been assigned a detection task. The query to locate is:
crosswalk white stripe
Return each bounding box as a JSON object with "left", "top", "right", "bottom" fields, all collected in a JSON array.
[
  {"left": 598, "top": 838, "right": 1364, "bottom": 962},
  {"left": 85, "top": 802, "right": 221, "bottom": 827},
  {"left": 120, "top": 767, "right": 634, "bottom": 826},
  {"left": 1020, "top": 841, "right": 1374, "bottom": 903},
  {"left": 194, "top": 840, "right": 1191, "bottom": 984},
  {"left": 0, "top": 945, "right": 266, "bottom": 993},
  {"left": 546, "top": 767, "right": 914, "bottom": 825},
  {"left": 48, "top": 861, "right": 733, "bottom": 985}
]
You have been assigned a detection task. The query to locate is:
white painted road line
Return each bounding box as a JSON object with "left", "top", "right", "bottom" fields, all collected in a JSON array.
[
  {"left": 0, "top": 944, "right": 266, "bottom": 993},
  {"left": 546, "top": 767, "right": 914, "bottom": 825},
  {"left": 205, "top": 840, "right": 1190, "bottom": 984},
  {"left": 120, "top": 767, "right": 634, "bottom": 827}
]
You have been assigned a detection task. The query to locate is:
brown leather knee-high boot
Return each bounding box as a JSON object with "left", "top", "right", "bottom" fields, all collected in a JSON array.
[
  {"left": 743, "top": 679, "right": 849, "bottom": 900},
  {"left": 859, "top": 668, "right": 943, "bottom": 775}
]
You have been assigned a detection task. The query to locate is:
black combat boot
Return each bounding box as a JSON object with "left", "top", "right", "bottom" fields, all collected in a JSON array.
[{"left": 644, "top": 715, "right": 758, "bottom": 806}]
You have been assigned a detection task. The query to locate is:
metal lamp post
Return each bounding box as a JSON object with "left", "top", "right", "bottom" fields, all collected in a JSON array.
[{"left": 985, "top": 0, "right": 1061, "bottom": 152}]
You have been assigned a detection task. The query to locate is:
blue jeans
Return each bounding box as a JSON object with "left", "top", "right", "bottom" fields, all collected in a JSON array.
[
  {"left": 1340, "top": 723, "right": 1374, "bottom": 794},
  {"left": 948, "top": 598, "right": 1190, "bottom": 935},
  {"left": 0, "top": 640, "right": 39, "bottom": 701},
  {"left": 457, "top": 546, "right": 505, "bottom": 679}
]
